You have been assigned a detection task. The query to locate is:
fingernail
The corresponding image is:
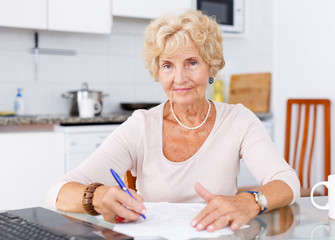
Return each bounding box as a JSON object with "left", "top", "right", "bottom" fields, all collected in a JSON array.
[
  {"left": 141, "top": 209, "right": 146, "bottom": 215},
  {"left": 196, "top": 224, "right": 203, "bottom": 230},
  {"left": 207, "top": 225, "right": 214, "bottom": 231},
  {"left": 191, "top": 220, "right": 197, "bottom": 227},
  {"left": 231, "top": 223, "right": 238, "bottom": 230}
]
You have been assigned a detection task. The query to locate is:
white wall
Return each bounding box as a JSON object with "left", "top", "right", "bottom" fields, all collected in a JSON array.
[
  {"left": 0, "top": 17, "right": 166, "bottom": 115},
  {"left": 274, "top": 0, "right": 335, "bottom": 163},
  {"left": 219, "top": 0, "right": 274, "bottom": 103},
  {"left": 0, "top": 0, "right": 275, "bottom": 117}
]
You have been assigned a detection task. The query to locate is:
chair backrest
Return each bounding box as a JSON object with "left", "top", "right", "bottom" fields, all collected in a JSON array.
[
  {"left": 124, "top": 171, "right": 137, "bottom": 190},
  {"left": 284, "top": 99, "right": 331, "bottom": 194}
]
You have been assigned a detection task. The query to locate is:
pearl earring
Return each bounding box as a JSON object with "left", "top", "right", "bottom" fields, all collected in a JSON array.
[{"left": 209, "top": 77, "right": 214, "bottom": 84}]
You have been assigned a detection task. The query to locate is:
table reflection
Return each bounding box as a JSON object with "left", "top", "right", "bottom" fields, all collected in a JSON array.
[
  {"left": 310, "top": 218, "right": 335, "bottom": 239},
  {"left": 60, "top": 197, "right": 331, "bottom": 239},
  {"left": 263, "top": 204, "right": 299, "bottom": 236},
  {"left": 242, "top": 196, "right": 329, "bottom": 239},
  {"left": 232, "top": 204, "right": 298, "bottom": 239}
]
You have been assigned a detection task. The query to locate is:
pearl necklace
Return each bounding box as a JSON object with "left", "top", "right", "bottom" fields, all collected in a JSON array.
[{"left": 170, "top": 99, "right": 211, "bottom": 130}]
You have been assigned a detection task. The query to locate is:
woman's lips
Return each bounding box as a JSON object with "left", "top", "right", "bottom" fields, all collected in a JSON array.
[{"left": 174, "top": 88, "right": 191, "bottom": 93}]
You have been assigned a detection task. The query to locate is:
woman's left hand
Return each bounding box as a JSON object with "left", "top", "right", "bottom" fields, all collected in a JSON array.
[{"left": 191, "top": 182, "right": 260, "bottom": 232}]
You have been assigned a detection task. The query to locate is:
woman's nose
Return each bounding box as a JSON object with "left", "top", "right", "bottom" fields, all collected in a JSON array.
[{"left": 174, "top": 67, "right": 187, "bottom": 84}]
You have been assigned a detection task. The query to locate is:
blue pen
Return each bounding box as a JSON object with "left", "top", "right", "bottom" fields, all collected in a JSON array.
[{"left": 110, "top": 168, "right": 146, "bottom": 220}]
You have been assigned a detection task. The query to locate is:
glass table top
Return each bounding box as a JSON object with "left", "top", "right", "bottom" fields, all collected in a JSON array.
[
  {"left": 233, "top": 196, "right": 330, "bottom": 239},
  {"left": 60, "top": 196, "right": 331, "bottom": 239}
]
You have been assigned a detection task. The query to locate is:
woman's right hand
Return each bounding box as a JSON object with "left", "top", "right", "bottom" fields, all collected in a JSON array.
[{"left": 93, "top": 185, "right": 146, "bottom": 223}]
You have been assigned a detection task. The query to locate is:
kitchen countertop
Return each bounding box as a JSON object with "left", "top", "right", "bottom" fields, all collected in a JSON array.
[
  {"left": 0, "top": 112, "right": 131, "bottom": 126},
  {"left": 0, "top": 111, "right": 272, "bottom": 127}
]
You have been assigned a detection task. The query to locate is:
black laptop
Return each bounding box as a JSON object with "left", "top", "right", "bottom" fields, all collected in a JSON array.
[{"left": 0, "top": 207, "right": 133, "bottom": 240}]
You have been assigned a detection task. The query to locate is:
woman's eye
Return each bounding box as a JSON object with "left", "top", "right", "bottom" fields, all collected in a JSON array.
[
  {"left": 186, "top": 60, "right": 198, "bottom": 68},
  {"left": 163, "top": 64, "right": 171, "bottom": 69}
]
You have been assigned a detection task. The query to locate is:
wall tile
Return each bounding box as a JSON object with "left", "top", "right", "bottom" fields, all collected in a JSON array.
[
  {"left": 81, "top": 33, "right": 112, "bottom": 54},
  {"left": 0, "top": 83, "right": 20, "bottom": 111},
  {"left": 223, "top": 54, "right": 273, "bottom": 77},
  {"left": 249, "top": 0, "right": 274, "bottom": 29},
  {"left": 224, "top": 35, "right": 273, "bottom": 58},
  {"left": 38, "top": 30, "right": 82, "bottom": 52},
  {"left": 0, "top": 27, "right": 24, "bottom": 50},
  {"left": 38, "top": 54, "right": 81, "bottom": 83},
  {"left": 110, "top": 55, "right": 135, "bottom": 84},
  {"left": 134, "top": 83, "right": 167, "bottom": 103},
  {"left": 23, "top": 84, "right": 56, "bottom": 114},
  {"left": 110, "top": 33, "right": 137, "bottom": 56},
  {"left": 51, "top": 84, "right": 72, "bottom": 115},
  {"left": 134, "top": 35, "right": 144, "bottom": 55},
  {"left": 134, "top": 57, "right": 152, "bottom": 83},
  {"left": 105, "top": 84, "right": 136, "bottom": 112},
  {"left": 80, "top": 54, "right": 111, "bottom": 83},
  {"left": 0, "top": 51, "right": 34, "bottom": 83}
]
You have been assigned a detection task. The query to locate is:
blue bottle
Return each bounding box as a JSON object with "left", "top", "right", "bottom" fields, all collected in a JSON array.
[{"left": 14, "top": 88, "right": 25, "bottom": 115}]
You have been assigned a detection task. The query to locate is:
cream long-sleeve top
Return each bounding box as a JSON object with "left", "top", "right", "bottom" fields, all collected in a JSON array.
[{"left": 47, "top": 101, "right": 300, "bottom": 208}]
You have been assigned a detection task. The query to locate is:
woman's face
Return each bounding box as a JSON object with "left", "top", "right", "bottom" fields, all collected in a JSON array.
[{"left": 158, "top": 41, "right": 210, "bottom": 106}]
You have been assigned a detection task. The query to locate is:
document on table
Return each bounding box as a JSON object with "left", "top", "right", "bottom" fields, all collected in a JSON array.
[{"left": 108, "top": 202, "right": 248, "bottom": 240}]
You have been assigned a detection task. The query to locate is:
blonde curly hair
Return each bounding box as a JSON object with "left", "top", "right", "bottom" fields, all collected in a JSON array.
[{"left": 142, "top": 10, "right": 225, "bottom": 81}]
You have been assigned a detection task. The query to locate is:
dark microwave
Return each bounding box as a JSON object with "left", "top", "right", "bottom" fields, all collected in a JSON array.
[{"left": 197, "top": 0, "right": 244, "bottom": 33}]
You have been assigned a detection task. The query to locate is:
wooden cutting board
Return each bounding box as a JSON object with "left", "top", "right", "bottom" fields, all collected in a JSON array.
[{"left": 228, "top": 73, "right": 271, "bottom": 113}]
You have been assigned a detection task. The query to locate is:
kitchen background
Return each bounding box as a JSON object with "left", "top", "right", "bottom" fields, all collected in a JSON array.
[
  {"left": 2, "top": 0, "right": 335, "bottom": 149},
  {"left": 1, "top": 0, "right": 335, "bottom": 209},
  {"left": 0, "top": 0, "right": 273, "bottom": 116}
]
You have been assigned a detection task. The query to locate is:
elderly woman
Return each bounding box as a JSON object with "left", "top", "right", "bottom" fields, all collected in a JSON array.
[{"left": 48, "top": 10, "right": 300, "bottom": 232}]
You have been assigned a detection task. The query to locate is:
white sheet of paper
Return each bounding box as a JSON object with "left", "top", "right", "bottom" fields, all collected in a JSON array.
[{"left": 109, "top": 202, "right": 248, "bottom": 240}]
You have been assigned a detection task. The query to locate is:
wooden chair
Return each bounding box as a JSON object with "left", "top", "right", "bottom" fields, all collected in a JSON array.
[
  {"left": 284, "top": 99, "right": 331, "bottom": 196},
  {"left": 124, "top": 171, "right": 137, "bottom": 190}
]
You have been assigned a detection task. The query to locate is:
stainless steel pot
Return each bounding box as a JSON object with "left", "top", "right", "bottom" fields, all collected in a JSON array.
[{"left": 62, "top": 83, "right": 109, "bottom": 116}]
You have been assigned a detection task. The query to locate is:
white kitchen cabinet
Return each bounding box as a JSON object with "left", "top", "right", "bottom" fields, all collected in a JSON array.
[
  {"left": 48, "top": 0, "right": 111, "bottom": 34},
  {"left": 0, "top": 0, "right": 111, "bottom": 34},
  {"left": 0, "top": 0, "right": 47, "bottom": 30},
  {"left": 112, "top": 0, "right": 194, "bottom": 19},
  {"left": 54, "top": 125, "right": 119, "bottom": 173},
  {"left": 0, "top": 132, "right": 65, "bottom": 210}
]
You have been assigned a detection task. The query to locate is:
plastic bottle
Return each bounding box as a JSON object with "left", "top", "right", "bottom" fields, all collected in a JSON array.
[
  {"left": 14, "top": 88, "right": 25, "bottom": 115},
  {"left": 213, "top": 77, "right": 224, "bottom": 102}
]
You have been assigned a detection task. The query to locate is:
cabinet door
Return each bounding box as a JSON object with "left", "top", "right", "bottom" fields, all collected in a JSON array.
[
  {"left": 48, "top": 0, "right": 111, "bottom": 34},
  {"left": 112, "top": 0, "right": 194, "bottom": 19},
  {"left": 0, "top": 0, "right": 47, "bottom": 29},
  {"left": 0, "top": 132, "right": 65, "bottom": 210},
  {"left": 65, "top": 153, "right": 90, "bottom": 173}
]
